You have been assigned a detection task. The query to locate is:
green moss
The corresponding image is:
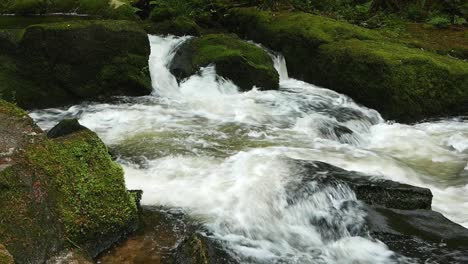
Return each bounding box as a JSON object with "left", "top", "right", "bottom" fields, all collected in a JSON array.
[
  {"left": 226, "top": 8, "right": 380, "bottom": 48},
  {"left": 24, "top": 130, "right": 138, "bottom": 246},
  {"left": 192, "top": 34, "right": 274, "bottom": 73},
  {"left": 0, "top": 99, "right": 28, "bottom": 118},
  {"left": 314, "top": 39, "right": 468, "bottom": 121},
  {"left": 0, "top": 0, "right": 142, "bottom": 18},
  {"left": 171, "top": 33, "right": 279, "bottom": 91},
  {"left": 0, "top": 125, "right": 138, "bottom": 262}
]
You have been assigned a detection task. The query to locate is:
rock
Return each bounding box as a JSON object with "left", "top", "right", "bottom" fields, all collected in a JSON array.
[
  {"left": 0, "top": 103, "right": 139, "bottom": 263},
  {"left": 98, "top": 206, "right": 239, "bottom": 264},
  {"left": 224, "top": 8, "right": 468, "bottom": 122},
  {"left": 285, "top": 158, "right": 468, "bottom": 261},
  {"left": 366, "top": 205, "right": 468, "bottom": 263},
  {"left": 0, "top": 0, "right": 138, "bottom": 18},
  {"left": 98, "top": 206, "right": 191, "bottom": 263},
  {"left": 46, "top": 250, "right": 93, "bottom": 264},
  {"left": 0, "top": 244, "right": 14, "bottom": 264},
  {"left": 172, "top": 233, "right": 239, "bottom": 264},
  {"left": 47, "top": 119, "right": 87, "bottom": 139},
  {"left": 0, "top": 99, "right": 41, "bottom": 171},
  {"left": 287, "top": 160, "right": 433, "bottom": 210},
  {"left": 170, "top": 34, "right": 279, "bottom": 92},
  {"left": 1, "top": 19, "right": 152, "bottom": 109}
]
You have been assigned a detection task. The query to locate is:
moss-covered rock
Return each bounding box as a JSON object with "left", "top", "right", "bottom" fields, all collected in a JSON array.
[
  {"left": 0, "top": 106, "right": 140, "bottom": 263},
  {"left": 225, "top": 8, "right": 468, "bottom": 122},
  {"left": 170, "top": 34, "right": 279, "bottom": 91},
  {"left": 0, "top": 19, "right": 152, "bottom": 109},
  {"left": 0, "top": 0, "right": 140, "bottom": 19},
  {"left": 0, "top": 244, "right": 13, "bottom": 264}
]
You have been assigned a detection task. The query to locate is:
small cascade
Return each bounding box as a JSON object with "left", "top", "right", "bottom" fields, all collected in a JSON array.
[{"left": 29, "top": 35, "right": 468, "bottom": 263}]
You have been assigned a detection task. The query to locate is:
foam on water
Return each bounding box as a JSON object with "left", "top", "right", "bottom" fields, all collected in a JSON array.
[{"left": 30, "top": 35, "right": 468, "bottom": 263}]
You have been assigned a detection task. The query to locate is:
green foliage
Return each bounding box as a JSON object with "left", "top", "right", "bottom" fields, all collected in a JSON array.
[{"left": 429, "top": 15, "right": 452, "bottom": 28}]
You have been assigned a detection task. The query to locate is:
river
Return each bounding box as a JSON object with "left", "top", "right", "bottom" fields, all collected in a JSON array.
[{"left": 30, "top": 35, "right": 468, "bottom": 264}]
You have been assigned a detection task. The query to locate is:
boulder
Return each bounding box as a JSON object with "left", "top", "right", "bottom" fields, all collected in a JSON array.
[
  {"left": 0, "top": 0, "right": 139, "bottom": 18},
  {"left": 224, "top": 8, "right": 468, "bottom": 122},
  {"left": 286, "top": 159, "right": 433, "bottom": 210},
  {"left": 284, "top": 158, "right": 468, "bottom": 262},
  {"left": 170, "top": 34, "right": 279, "bottom": 92},
  {"left": 366, "top": 205, "right": 468, "bottom": 263},
  {"left": 0, "top": 102, "right": 140, "bottom": 263},
  {"left": 0, "top": 19, "right": 152, "bottom": 109},
  {"left": 172, "top": 233, "right": 239, "bottom": 264},
  {"left": 97, "top": 206, "right": 239, "bottom": 264}
]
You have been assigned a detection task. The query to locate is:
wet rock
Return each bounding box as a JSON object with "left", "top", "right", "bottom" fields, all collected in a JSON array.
[
  {"left": 0, "top": 244, "right": 14, "bottom": 264},
  {"left": 170, "top": 34, "right": 279, "bottom": 92},
  {"left": 0, "top": 99, "right": 41, "bottom": 171},
  {"left": 366, "top": 205, "right": 468, "bottom": 263},
  {"left": 47, "top": 119, "right": 87, "bottom": 139},
  {"left": 172, "top": 233, "right": 239, "bottom": 264},
  {"left": 98, "top": 206, "right": 239, "bottom": 264},
  {"left": 46, "top": 250, "right": 93, "bottom": 264},
  {"left": 288, "top": 160, "right": 432, "bottom": 210}
]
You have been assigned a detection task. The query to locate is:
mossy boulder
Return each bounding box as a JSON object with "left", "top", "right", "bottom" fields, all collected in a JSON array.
[
  {"left": 0, "top": 0, "right": 140, "bottom": 19},
  {"left": 313, "top": 39, "right": 468, "bottom": 122},
  {"left": 0, "top": 19, "right": 152, "bottom": 109},
  {"left": 225, "top": 8, "right": 468, "bottom": 122},
  {"left": 170, "top": 34, "right": 279, "bottom": 92},
  {"left": 0, "top": 104, "right": 140, "bottom": 263}
]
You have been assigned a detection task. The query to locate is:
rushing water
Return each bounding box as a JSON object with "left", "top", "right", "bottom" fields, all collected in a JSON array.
[{"left": 30, "top": 35, "right": 468, "bottom": 263}]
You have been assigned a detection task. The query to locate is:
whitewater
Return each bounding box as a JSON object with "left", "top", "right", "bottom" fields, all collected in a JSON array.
[{"left": 30, "top": 35, "right": 468, "bottom": 264}]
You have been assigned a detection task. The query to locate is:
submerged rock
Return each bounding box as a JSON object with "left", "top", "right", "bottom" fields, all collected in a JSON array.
[
  {"left": 170, "top": 34, "right": 279, "bottom": 92},
  {"left": 224, "top": 8, "right": 468, "bottom": 122},
  {"left": 287, "top": 160, "right": 433, "bottom": 210},
  {"left": 0, "top": 19, "right": 152, "bottom": 109},
  {"left": 0, "top": 102, "right": 140, "bottom": 263}
]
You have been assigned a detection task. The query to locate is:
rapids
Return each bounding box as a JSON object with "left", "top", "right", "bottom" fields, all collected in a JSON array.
[{"left": 30, "top": 35, "right": 468, "bottom": 263}]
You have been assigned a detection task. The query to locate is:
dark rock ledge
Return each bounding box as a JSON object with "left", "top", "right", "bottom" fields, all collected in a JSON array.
[{"left": 287, "top": 159, "right": 468, "bottom": 263}]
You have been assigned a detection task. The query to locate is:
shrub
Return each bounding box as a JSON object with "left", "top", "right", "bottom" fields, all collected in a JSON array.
[{"left": 429, "top": 15, "right": 451, "bottom": 28}]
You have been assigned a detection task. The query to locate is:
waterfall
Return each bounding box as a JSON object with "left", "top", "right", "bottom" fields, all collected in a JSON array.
[{"left": 29, "top": 35, "right": 468, "bottom": 263}]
